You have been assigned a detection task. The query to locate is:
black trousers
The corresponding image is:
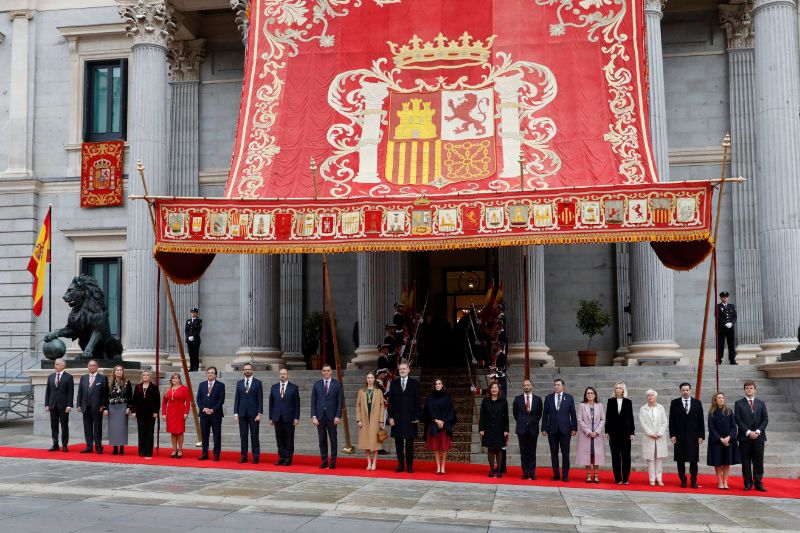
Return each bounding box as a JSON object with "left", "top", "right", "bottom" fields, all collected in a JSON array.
[
  {"left": 548, "top": 431, "right": 571, "bottom": 478},
  {"left": 717, "top": 328, "right": 736, "bottom": 363},
  {"left": 316, "top": 413, "right": 338, "bottom": 461},
  {"left": 200, "top": 413, "right": 222, "bottom": 457},
  {"left": 394, "top": 436, "right": 415, "bottom": 468},
  {"left": 275, "top": 420, "right": 295, "bottom": 459},
  {"left": 187, "top": 340, "right": 200, "bottom": 371},
  {"left": 82, "top": 407, "right": 103, "bottom": 450},
  {"left": 517, "top": 431, "right": 538, "bottom": 475},
  {"left": 676, "top": 461, "right": 699, "bottom": 482},
  {"left": 238, "top": 415, "right": 261, "bottom": 458},
  {"left": 740, "top": 438, "right": 765, "bottom": 486},
  {"left": 137, "top": 415, "right": 155, "bottom": 457},
  {"left": 50, "top": 407, "right": 69, "bottom": 447},
  {"left": 608, "top": 434, "right": 632, "bottom": 483}
]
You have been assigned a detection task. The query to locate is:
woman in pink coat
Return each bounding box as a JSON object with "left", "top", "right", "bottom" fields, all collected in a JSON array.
[{"left": 576, "top": 387, "right": 606, "bottom": 483}]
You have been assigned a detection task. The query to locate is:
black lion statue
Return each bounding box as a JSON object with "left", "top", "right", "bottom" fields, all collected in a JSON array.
[{"left": 43, "top": 274, "right": 123, "bottom": 360}]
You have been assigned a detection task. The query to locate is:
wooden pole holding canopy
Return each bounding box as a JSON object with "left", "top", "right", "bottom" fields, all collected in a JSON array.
[
  {"left": 695, "top": 133, "right": 731, "bottom": 400},
  {"left": 136, "top": 161, "right": 203, "bottom": 446},
  {"left": 523, "top": 247, "right": 531, "bottom": 382}
]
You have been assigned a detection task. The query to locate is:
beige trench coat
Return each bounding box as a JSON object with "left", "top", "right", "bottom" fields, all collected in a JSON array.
[
  {"left": 639, "top": 403, "right": 669, "bottom": 460},
  {"left": 356, "top": 387, "right": 385, "bottom": 451}
]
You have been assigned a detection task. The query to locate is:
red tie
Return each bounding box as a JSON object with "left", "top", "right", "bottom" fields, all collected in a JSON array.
[
  {"left": 525, "top": 395, "right": 531, "bottom": 414},
  {"left": 749, "top": 399, "right": 754, "bottom": 413}
]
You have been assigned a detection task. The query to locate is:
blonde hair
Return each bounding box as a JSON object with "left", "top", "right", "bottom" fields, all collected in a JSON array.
[
  {"left": 360, "top": 372, "right": 375, "bottom": 392},
  {"left": 613, "top": 381, "right": 628, "bottom": 399},
  {"left": 709, "top": 392, "right": 732, "bottom": 416},
  {"left": 169, "top": 372, "right": 182, "bottom": 385}
]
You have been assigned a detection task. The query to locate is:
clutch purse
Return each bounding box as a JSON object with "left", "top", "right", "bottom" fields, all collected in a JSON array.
[{"left": 377, "top": 429, "right": 389, "bottom": 442}]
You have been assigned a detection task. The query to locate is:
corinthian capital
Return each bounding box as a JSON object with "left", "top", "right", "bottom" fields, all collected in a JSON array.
[
  {"left": 167, "top": 39, "right": 206, "bottom": 81},
  {"left": 116, "top": 0, "right": 176, "bottom": 47},
  {"left": 230, "top": 0, "right": 250, "bottom": 44},
  {"left": 719, "top": 1, "right": 754, "bottom": 49}
]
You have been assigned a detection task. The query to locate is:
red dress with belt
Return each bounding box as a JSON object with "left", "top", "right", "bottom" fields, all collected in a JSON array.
[{"left": 162, "top": 385, "right": 190, "bottom": 434}]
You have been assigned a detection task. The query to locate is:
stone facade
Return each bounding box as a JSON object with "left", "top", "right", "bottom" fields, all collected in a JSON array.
[{"left": 1, "top": 1, "right": 797, "bottom": 370}]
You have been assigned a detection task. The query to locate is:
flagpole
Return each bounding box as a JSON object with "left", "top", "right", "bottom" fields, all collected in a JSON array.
[{"left": 48, "top": 205, "right": 53, "bottom": 334}]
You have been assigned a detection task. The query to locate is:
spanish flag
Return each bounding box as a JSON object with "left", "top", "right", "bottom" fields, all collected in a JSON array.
[{"left": 27, "top": 208, "right": 51, "bottom": 316}]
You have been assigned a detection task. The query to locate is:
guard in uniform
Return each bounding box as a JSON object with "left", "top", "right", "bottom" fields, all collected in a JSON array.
[
  {"left": 717, "top": 291, "right": 737, "bottom": 365},
  {"left": 185, "top": 307, "right": 203, "bottom": 371}
]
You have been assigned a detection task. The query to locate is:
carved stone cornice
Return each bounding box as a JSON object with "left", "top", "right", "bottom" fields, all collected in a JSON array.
[
  {"left": 230, "top": 0, "right": 250, "bottom": 44},
  {"left": 167, "top": 39, "right": 206, "bottom": 82},
  {"left": 720, "top": 1, "right": 755, "bottom": 49},
  {"left": 644, "top": 0, "right": 666, "bottom": 16},
  {"left": 7, "top": 10, "right": 34, "bottom": 21},
  {"left": 116, "top": 0, "right": 176, "bottom": 48}
]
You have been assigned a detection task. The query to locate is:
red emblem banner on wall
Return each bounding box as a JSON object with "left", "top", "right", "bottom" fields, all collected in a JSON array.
[
  {"left": 152, "top": 0, "right": 714, "bottom": 256},
  {"left": 81, "top": 141, "right": 124, "bottom": 208}
]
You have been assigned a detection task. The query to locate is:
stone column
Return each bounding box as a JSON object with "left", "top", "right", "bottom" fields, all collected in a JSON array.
[
  {"left": 351, "top": 253, "right": 392, "bottom": 368},
  {"left": 165, "top": 39, "right": 206, "bottom": 366},
  {"left": 386, "top": 251, "right": 408, "bottom": 309},
  {"left": 230, "top": 0, "right": 249, "bottom": 47},
  {"left": 236, "top": 255, "right": 284, "bottom": 365},
  {"left": 1, "top": 10, "right": 34, "bottom": 178},
  {"left": 626, "top": 0, "right": 683, "bottom": 364},
  {"left": 498, "top": 246, "right": 553, "bottom": 367},
  {"left": 753, "top": 0, "right": 800, "bottom": 361},
  {"left": 720, "top": 2, "right": 761, "bottom": 364},
  {"left": 117, "top": 0, "right": 175, "bottom": 367},
  {"left": 280, "top": 254, "right": 305, "bottom": 368},
  {"left": 613, "top": 243, "right": 631, "bottom": 364}
]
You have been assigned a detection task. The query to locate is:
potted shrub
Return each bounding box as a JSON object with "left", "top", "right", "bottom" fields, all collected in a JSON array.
[{"left": 575, "top": 299, "right": 612, "bottom": 367}]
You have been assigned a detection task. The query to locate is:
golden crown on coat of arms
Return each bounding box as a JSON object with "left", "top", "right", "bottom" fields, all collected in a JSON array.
[{"left": 387, "top": 32, "right": 496, "bottom": 70}]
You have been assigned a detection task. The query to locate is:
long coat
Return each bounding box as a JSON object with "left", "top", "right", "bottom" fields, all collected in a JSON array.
[
  {"left": 387, "top": 377, "right": 421, "bottom": 439},
  {"left": 479, "top": 397, "right": 509, "bottom": 448},
  {"left": 669, "top": 397, "right": 705, "bottom": 462},
  {"left": 639, "top": 403, "right": 669, "bottom": 460},
  {"left": 356, "top": 388, "right": 385, "bottom": 451},
  {"left": 707, "top": 409, "right": 741, "bottom": 466},
  {"left": 575, "top": 402, "right": 606, "bottom": 465}
]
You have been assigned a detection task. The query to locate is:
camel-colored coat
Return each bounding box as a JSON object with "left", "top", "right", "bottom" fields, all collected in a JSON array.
[
  {"left": 639, "top": 403, "right": 669, "bottom": 460},
  {"left": 356, "top": 387, "right": 385, "bottom": 451}
]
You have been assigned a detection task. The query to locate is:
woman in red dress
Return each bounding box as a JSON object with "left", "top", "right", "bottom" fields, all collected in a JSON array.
[
  {"left": 161, "top": 373, "right": 190, "bottom": 458},
  {"left": 422, "top": 378, "right": 457, "bottom": 475}
]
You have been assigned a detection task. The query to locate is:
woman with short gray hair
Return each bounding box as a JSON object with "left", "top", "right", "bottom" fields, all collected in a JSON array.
[{"left": 639, "top": 389, "right": 668, "bottom": 486}]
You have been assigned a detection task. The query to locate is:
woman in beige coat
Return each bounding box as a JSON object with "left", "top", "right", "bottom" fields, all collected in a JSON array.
[
  {"left": 639, "top": 389, "right": 669, "bottom": 486},
  {"left": 356, "top": 372, "right": 386, "bottom": 470}
]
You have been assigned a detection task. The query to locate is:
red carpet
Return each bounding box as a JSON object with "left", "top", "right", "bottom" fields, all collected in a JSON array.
[{"left": 1, "top": 446, "right": 796, "bottom": 498}]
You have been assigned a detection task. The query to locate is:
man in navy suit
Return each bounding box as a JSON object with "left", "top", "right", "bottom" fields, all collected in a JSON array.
[
  {"left": 513, "top": 379, "right": 542, "bottom": 480},
  {"left": 269, "top": 367, "right": 300, "bottom": 466},
  {"left": 735, "top": 380, "right": 769, "bottom": 492},
  {"left": 310, "top": 364, "right": 343, "bottom": 469},
  {"left": 197, "top": 366, "right": 225, "bottom": 461},
  {"left": 45, "top": 358, "right": 73, "bottom": 452},
  {"left": 387, "top": 360, "right": 421, "bottom": 473},
  {"left": 668, "top": 382, "right": 705, "bottom": 488},
  {"left": 233, "top": 363, "right": 263, "bottom": 464},
  {"left": 76, "top": 359, "right": 108, "bottom": 454},
  {"left": 541, "top": 378, "right": 577, "bottom": 481}
]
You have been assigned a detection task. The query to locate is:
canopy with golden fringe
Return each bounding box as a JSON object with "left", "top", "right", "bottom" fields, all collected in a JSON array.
[{"left": 149, "top": 0, "right": 713, "bottom": 283}]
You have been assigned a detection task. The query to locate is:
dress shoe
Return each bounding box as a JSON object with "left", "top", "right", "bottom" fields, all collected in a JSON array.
[
  {"left": 743, "top": 485, "right": 752, "bottom": 491},
  {"left": 48, "top": 445, "right": 59, "bottom": 452},
  {"left": 530, "top": 474, "right": 537, "bottom": 480},
  {"left": 252, "top": 458, "right": 259, "bottom": 464},
  {"left": 680, "top": 480, "right": 687, "bottom": 488},
  {"left": 62, "top": 446, "right": 69, "bottom": 453},
  {"left": 489, "top": 469, "right": 495, "bottom": 478},
  {"left": 284, "top": 459, "right": 292, "bottom": 466},
  {"left": 320, "top": 461, "right": 329, "bottom": 469},
  {"left": 198, "top": 454, "right": 209, "bottom": 461},
  {"left": 521, "top": 473, "right": 529, "bottom": 480},
  {"left": 112, "top": 448, "right": 118, "bottom": 456},
  {"left": 691, "top": 481, "right": 700, "bottom": 489},
  {"left": 378, "top": 449, "right": 389, "bottom": 455},
  {"left": 275, "top": 458, "right": 286, "bottom": 466},
  {"left": 80, "top": 447, "right": 93, "bottom": 454},
  {"left": 406, "top": 466, "right": 413, "bottom": 473},
  {"left": 329, "top": 461, "right": 336, "bottom": 470},
  {"left": 562, "top": 476, "right": 569, "bottom": 483},
  {"left": 550, "top": 475, "right": 560, "bottom": 481},
  {"left": 730, "top": 362, "right": 738, "bottom": 365},
  {"left": 213, "top": 456, "right": 220, "bottom": 462},
  {"left": 96, "top": 448, "right": 103, "bottom": 454},
  {"left": 755, "top": 485, "right": 767, "bottom": 492},
  {"left": 496, "top": 472, "right": 502, "bottom": 479},
  {"left": 394, "top": 464, "right": 404, "bottom": 473},
  {"left": 238, "top": 457, "right": 248, "bottom": 464}
]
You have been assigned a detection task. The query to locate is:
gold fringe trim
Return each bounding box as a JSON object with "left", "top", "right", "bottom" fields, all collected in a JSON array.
[{"left": 154, "top": 229, "right": 712, "bottom": 255}]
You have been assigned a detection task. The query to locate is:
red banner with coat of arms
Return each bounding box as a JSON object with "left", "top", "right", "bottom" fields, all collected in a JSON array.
[
  {"left": 81, "top": 141, "right": 124, "bottom": 208},
  {"left": 152, "top": 0, "right": 714, "bottom": 259}
]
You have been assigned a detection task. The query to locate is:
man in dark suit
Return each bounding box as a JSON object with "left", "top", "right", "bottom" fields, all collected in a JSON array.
[
  {"left": 387, "top": 359, "right": 421, "bottom": 473},
  {"left": 197, "top": 366, "right": 225, "bottom": 461},
  {"left": 735, "top": 380, "right": 769, "bottom": 492},
  {"left": 45, "top": 358, "right": 73, "bottom": 452},
  {"left": 269, "top": 367, "right": 300, "bottom": 466},
  {"left": 185, "top": 307, "right": 202, "bottom": 371},
  {"left": 233, "top": 363, "right": 263, "bottom": 464},
  {"left": 512, "top": 379, "right": 542, "bottom": 480},
  {"left": 310, "top": 364, "right": 343, "bottom": 469},
  {"left": 669, "top": 382, "right": 705, "bottom": 488},
  {"left": 541, "top": 378, "right": 577, "bottom": 481},
  {"left": 717, "top": 291, "right": 737, "bottom": 365},
  {"left": 76, "top": 359, "right": 108, "bottom": 454}
]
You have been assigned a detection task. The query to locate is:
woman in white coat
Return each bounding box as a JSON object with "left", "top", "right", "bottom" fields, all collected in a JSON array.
[{"left": 639, "top": 389, "right": 668, "bottom": 486}]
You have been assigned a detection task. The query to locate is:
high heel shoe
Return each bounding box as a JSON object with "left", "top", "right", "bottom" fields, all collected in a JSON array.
[
  {"left": 586, "top": 473, "right": 592, "bottom": 483},
  {"left": 593, "top": 473, "right": 600, "bottom": 484},
  {"left": 176, "top": 450, "right": 183, "bottom": 458},
  {"left": 657, "top": 479, "right": 664, "bottom": 487},
  {"left": 169, "top": 451, "right": 177, "bottom": 458}
]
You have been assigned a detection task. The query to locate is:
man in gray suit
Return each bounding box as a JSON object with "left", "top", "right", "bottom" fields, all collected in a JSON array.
[
  {"left": 76, "top": 359, "right": 108, "bottom": 454},
  {"left": 44, "top": 358, "right": 73, "bottom": 452}
]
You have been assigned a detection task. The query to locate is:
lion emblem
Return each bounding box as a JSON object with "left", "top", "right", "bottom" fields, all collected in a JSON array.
[
  {"left": 445, "top": 93, "right": 489, "bottom": 136},
  {"left": 43, "top": 274, "right": 123, "bottom": 360}
]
